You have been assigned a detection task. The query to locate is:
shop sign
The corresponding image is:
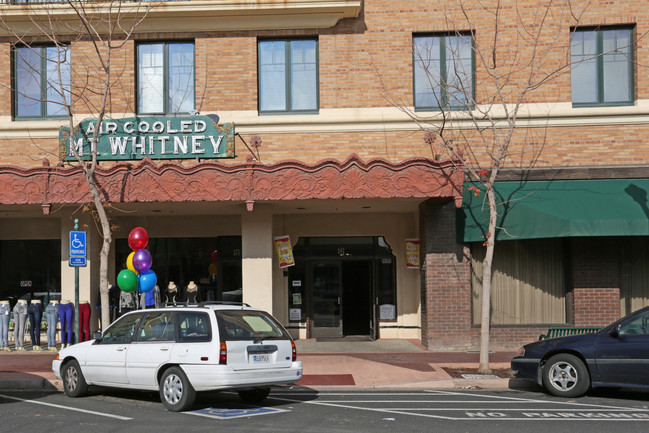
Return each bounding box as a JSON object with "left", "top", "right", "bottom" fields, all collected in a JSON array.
[
  {"left": 405, "top": 238, "right": 420, "bottom": 269},
  {"left": 289, "top": 308, "right": 302, "bottom": 321},
  {"left": 379, "top": 304, "right": 396, "bottom": 321},
  {"left": 59, "top": 115, "right": 235, "bottom": 161},
  {"left": 274, "top": 235, "right": 295, "bottom": 268}
]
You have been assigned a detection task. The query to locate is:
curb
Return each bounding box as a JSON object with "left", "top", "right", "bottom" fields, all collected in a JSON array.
[
  {"left": 304, "top": 378, "right": 514, "bottom": 391},
  {"left": 0, "top": 376, "right": 518, "bottom": 393}
]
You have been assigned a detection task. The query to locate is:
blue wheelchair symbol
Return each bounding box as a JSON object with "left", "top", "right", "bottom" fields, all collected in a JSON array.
[{"left": 71, "top": 234, "right": 84, "bottom": 249}]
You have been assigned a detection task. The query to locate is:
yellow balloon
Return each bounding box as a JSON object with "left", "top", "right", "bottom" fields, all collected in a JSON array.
[
  {"left": 127, "top": 252, "right": 138, "bottom": 274},
  {"left": 208, "top": 263, "right": 217, "bottom": 276}
]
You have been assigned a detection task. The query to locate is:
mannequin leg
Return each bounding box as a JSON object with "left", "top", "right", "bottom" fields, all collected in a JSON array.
[
  {"left": 0, "top": 313, "right": 8, "bottom": 350},
  {"left": 79, "top": 303, "right": 90, "bottom": 342},
  {"left": 28, "top": 307, "right": 38, "bottom": 348},
  {"left": 33, "top": 307, "right": 42, "bottom": 348},
  {"left": 65, "top": 306, "right": 74, "bottom": 345},
  {"left": 15, "top": 313, "right": 27, "bottom": 349},
  {"left": 46, "top": 309, "right": 57, "bottom": 349}
]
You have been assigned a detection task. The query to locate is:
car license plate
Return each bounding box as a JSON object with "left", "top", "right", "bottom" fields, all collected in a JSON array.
[{"left": 251, "top": 354, "right": 270, "bottom": 363}]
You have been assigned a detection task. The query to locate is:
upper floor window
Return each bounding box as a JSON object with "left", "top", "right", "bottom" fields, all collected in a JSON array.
[
  {"left": 137, "top": 42, "right": 195, "bottom": 115},
  {"left": 14, "top": 45, "right": 71, "bottom": 119},
  {"left": 413, "top": 33, "right": 474, "bottom": 110},
  {"left": 258, "top": 39, "right": 318, "bottom": 114},
  {"left": 571, "top": 27, "right": 634, "bottom": 106}
]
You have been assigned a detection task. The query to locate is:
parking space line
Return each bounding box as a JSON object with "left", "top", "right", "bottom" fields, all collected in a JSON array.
[
  {"left": 424, "top": 390, "right": 649, "bottom": 411},
  {"left": 273, "top": 392, "right": 436, "bottom": 396},
  {"left": 0, "top": 394, "right": 133, "bottom": 420},
  {"left": 270, "top": 391, "right": 649, "bottom": 422},
  {"left": 269, "top": 396, "right": 459, "bottom": 420},
  {"left": 310, "top": 400, "right": 544, "bottom": 403},
  {"left": 381, "top": 408, "right": 643, "bottom": 412}
]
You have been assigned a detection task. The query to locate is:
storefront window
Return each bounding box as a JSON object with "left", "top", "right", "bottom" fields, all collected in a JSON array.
[
  {"left": 471, "top": 238, "right": 567, "bottom": 325},
  {"left": 116, "top": 236, "right": 241, "bottom": 305},
  {"left": 0, "top": 240, "right": 61, "bottom": 306}
]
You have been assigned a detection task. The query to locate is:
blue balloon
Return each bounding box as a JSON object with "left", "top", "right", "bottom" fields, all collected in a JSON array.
[{"left": 138, "top": 269, "right": 157, "bottom": 293}]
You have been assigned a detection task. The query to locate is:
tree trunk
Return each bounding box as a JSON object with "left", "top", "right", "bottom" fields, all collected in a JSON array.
[
  {"left": 85, "top": 170, "right": 113, "bottom": 330},
  {"left": 478, "top": 182, "right": 498, "bottom": 374}
]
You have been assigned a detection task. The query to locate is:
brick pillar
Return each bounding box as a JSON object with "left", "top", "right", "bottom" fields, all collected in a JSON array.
[
  {"left": 419, "top": 199, "right": 473, "bottom": 350},
  {"left": 570, "top": 238, "right": 621, "bottom": 326}
]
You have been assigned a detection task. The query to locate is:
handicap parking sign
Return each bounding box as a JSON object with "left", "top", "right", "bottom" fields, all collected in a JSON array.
[{"left": 69, "top": 231, "right": 87, "bottom": 267}]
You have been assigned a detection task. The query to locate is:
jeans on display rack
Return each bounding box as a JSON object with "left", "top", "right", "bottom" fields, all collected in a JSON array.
[
  {"left": 45, "top": 302, "right": 59, "bottom": 349},
  {"left": 0, "top": 303, "right": 10, "bottom": 350},
  {"left": 13, "top": 302, "right": 28, "bottom": 350},
  {"left": 27, "top": 302, "right": 44, "bottom": 349},
  {"left": 58, "top": 302, "right": 74, "bottom": 346}
]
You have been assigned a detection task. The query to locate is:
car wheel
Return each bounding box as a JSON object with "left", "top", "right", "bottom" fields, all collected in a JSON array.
[
  {"left": 62, "top": 360, "right": 88, "bottom": 398},
  {"left": 159, "top": 367, "right": 196, "bottom": 412},
  {"left": 238, "top": 388, "right": 270, "bottom": 404},
  {"left": 542, "top": 354, "right": 590, "bottom": 397}
]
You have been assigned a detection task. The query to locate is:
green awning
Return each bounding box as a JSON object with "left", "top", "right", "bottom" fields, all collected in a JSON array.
[{"left": 458, "top": 179, "right": 649, "bottom": 242}]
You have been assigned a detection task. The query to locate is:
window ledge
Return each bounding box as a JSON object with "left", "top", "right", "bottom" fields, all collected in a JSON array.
[{"left": 0, "top": 0, "right": 362, "bottom": 36}]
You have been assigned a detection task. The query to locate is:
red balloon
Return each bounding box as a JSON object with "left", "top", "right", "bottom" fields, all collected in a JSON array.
[
  {"left": 210, "top": 250, "right": 218, "bottom": 264},
  {"left": 128, "top": 227, "right": 149, "bottom": 251}
]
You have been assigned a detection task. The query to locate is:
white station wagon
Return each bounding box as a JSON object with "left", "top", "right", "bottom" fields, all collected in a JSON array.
[{"left": 52, "top": 302, "right": 303, "bottom": 411}]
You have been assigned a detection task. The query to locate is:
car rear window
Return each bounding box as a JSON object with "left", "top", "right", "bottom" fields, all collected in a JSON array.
[
  {"left": 216, "top": 310, "right": 290, "bottom": 341},
  {"left": 178, "top": 312, "right": 212, "bottom": 342}
]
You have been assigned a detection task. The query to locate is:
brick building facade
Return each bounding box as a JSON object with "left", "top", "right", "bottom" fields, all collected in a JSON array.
[{"left": 0, "top": 0, "right": 648, "bottom": 350}]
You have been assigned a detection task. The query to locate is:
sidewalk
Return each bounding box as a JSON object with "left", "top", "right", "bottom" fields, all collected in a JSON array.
[{"left": 0, "top": 339, "right": 520, "bottom": 392}]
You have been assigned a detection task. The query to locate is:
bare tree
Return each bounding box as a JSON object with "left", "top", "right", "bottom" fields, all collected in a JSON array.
[
  {"left": 379, "top": 0, "right": 618, "bottom": 372},
  {"left": 1, "top": 0, "right": 151, "bottom": 330}
]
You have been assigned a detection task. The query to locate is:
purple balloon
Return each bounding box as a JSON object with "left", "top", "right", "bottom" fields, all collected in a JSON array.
[{"left": 132, "top": 249, "right": 153, "bottom": 273}]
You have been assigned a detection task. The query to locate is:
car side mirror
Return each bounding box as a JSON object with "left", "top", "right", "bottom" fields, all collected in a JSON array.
[
  {"left": 610, "top": 324, "right": 621, "bottom": 338},
  {"left": 92, "top": 331, "right": 103, "bottom": 342}
]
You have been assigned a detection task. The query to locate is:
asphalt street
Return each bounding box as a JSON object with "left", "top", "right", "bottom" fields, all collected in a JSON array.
[{"left": 2, "top": 387, "right": 649, "bottom": 433}]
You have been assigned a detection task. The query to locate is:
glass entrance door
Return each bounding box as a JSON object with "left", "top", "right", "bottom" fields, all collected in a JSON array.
[{"left": 311, "top": 262, "right": 342, "bottom": 338}]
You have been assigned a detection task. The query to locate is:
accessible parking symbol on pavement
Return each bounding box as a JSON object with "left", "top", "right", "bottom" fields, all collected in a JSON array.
[{"left": 188, "top": 405, "right": 289, "bottom": 420}]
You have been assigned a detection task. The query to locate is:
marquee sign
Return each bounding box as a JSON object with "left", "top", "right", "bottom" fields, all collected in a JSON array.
[{"left": 59, "top": 115, "right": 235, "bottom": 161}]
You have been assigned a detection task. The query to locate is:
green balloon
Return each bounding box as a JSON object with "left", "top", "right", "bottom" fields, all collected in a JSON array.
[{"left": 117, "top": 269, "right": 138, "bottom": 293}]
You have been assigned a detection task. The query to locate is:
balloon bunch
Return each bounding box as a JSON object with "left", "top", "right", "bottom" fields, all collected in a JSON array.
[{"left": 117, "top": 227, "right": 157, "bottom": 294}]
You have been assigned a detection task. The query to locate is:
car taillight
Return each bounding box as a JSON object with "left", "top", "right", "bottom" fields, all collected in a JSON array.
[
  {"left": 291, "top": 340, "right": 297, "bottom": 362},
  {"left": 219, "top": 341, "right": 227, "bottom": 365}
]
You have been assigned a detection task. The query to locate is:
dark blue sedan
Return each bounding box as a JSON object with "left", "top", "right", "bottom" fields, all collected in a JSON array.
[{"left": 511, "top": 306, "right": 649, "bottom": 397}]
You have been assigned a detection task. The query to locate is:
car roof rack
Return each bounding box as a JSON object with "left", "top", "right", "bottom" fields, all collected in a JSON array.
[
  {"left": 161, "top": 301, "right": 251, "bottom": 308},
  {"left": 198, "top": 301, "right": 251, "bottom": 308}
]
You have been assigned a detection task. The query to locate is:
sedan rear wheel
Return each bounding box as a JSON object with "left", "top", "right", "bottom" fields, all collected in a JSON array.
[
  {"left": 159, "top": 367, "right": 196, "bottom": 412},
  {"left": 542, "top": 353, "right": 590, "bottom": 397}
]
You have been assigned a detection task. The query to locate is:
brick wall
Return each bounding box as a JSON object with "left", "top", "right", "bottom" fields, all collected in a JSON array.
[
  {"left": 2, "top": 1, "right": 649, "bottom": 168},
  {"left": 419, "top": 198, "right": 473, "bottom": 350},
  {"left": 571, "top": 237, "right": 622, "bottom": 326}
]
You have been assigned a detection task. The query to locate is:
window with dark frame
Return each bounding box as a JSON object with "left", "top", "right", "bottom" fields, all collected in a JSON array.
[
  {"left": 14, "top": 45, "right": 71, "bottom": 119},
  {"left": 571, "top": 27, "right": 634, "bottom": 106},
  {"left": 137, "top": 42, "right": 195, "bottom": 115},
  {"left": 258, "top": 39, "right": 318, "bottom": 114},
  {"left": 413, "top": 33, "right": 474, "bottom": 110}
]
